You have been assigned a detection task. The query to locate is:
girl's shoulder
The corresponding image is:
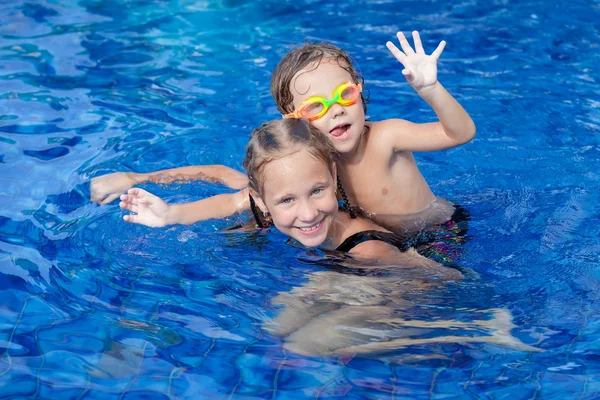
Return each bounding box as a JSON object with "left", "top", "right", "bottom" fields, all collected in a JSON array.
[
  {"left": 333, "top": 213, "right": 401, "bottom": 258},
  {"left": 344, "top": 236, "right": 402, "bottom": 260}
]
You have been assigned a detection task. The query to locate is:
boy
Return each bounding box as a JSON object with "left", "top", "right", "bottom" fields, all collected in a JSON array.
[{"left": 270, "top": 31, "right": 475, "bottom": 233}]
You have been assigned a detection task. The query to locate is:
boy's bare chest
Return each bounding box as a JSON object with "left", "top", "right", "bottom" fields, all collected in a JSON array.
[
  {"left": 338, "top": 151, "right": 422, "bottom": 210},
  {"left": 340, "top": 168, "right": 389, "bottom": 210}
]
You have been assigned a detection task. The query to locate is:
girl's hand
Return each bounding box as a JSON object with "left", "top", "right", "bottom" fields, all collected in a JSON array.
[
  {"left": 386, "top": 31, "right": 445, "bottom": 93},
  {"left": 119, "top": 188, "right": 169, "bottom": 227},
  {"left": 91, "top": 172, "right": 139, "bottom": 204}
]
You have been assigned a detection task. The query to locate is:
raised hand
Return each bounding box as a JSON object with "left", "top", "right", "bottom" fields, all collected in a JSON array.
[
  {"left": 91, "top": 172, "right": 139, "bottom": 205},
  {"left": 119, "top": 188, "right": 170, "bottom": 227},
  {"left": 386, "top": 31, "right": 446, "bottom": 92}
]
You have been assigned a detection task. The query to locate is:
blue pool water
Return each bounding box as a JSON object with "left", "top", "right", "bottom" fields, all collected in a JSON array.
[{"left": 1, "top": 0, "right": 600, "bottom": 398}]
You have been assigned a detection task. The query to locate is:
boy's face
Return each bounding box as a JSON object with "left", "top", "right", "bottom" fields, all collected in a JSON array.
[
  {"left": 290, "top": 60, "right": 366, "bottom": 156},
  {"left": 253, "top": 149, "right": 338, "bottom": 248}
]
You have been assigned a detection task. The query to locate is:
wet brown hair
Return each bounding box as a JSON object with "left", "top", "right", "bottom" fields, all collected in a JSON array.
[
  {"left": 270, "top": 42, "right": 369, "bottom": 116},
  {"left": 243, "top": 119, "right": 336, "bottom": 196}
]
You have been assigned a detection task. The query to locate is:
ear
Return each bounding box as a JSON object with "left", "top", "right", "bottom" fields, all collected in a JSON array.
[
  {"left": 250, "top": 189, "right": 269, "bottom": 214},
  {"left": 330, "top": 162, "right": 337, "bottom": 183}
]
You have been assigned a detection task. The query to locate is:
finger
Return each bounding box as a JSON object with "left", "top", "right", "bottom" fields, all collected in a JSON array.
[
  {"left": 91, "top": 192, "right": 106, "bottom": 204},
  {"left": 119, "top": 200, "right": 138, "bottom": 213},
  {"left": 126, "top": 188, "right": 151, "bottom": 204},
  {"left": 101, "top": 193, "right": 120, "bottom": 205},
  {"left": 386, "top": 41, "right": 407, "bottom": 65},
  {"left": 431, "top": 40, "right": 446, "bottom": 59},
  {"left": 127, "top": 187, "right": 142, "bottom": 196},
  {"left": 402, "top": 69, "right": 414, "bottom": 83},
  {"left": 124, "top": 214, "right": 154, "bottom": 227},
  {"left": 396, "top": 31, "right": 415, "bottom": 55},
  {"left": 123, "top": 214, "right": 139, "bottom": 224},
  {"left": 412, "top": 31, "right": 425, "bottom": 54}
]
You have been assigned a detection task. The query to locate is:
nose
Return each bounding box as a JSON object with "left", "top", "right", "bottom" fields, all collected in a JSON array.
[
  {"left": 298, "top": 198, "right": 319, "bottom": 222},
  {"left": 328, "top": 102, "right": 346, "bottom": 119}
]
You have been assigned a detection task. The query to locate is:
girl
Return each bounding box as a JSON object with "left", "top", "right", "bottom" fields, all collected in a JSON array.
[{"left": 119, "top": 118, "right": 454, "bottom": 269}]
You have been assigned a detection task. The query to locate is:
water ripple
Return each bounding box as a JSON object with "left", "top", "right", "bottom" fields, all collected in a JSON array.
[{"left": 1, "top": 0, "right": 600, "bottom": 397}]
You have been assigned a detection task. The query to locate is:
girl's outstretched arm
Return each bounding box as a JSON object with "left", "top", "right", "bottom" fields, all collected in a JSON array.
[
  {"left": 91, "top": 165, "right": 248, "bottom": 205},
  {"left": 119, "top": 187, "right": 250, "bottom": 227}
]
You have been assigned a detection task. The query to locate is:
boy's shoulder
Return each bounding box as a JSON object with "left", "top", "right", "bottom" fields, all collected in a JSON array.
[
  {"left": 365, "top": 119, "right": 415, "bottom": 152},
  {"left": 368, "top": 118, "right": 414, "bottom": 134}
]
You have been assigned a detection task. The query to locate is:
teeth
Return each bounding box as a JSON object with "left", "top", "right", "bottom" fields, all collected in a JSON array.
[{"left": 299, "top": 222, "right": 320, "bottom": 231}]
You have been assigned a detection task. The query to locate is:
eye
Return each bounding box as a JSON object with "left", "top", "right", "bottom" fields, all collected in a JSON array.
[
  {"left": 279, "top": 197, "right": 293, "bottom": 205},
  {"left": 301, "top": 102, "right": 324, "bottom": 117},
  {"left": 340, "top": 86, "right": 359, "bottom": 101},
  {"left": 312, "top": 186, "right": 327, "bottom": 196}
]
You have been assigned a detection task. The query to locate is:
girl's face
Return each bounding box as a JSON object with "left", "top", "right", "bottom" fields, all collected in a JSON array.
[
  {"left": 254, "top": 148, "right": 338, "bottom": 248},
  {"left": 290, "top": 60, "right": 366, "bottom": 157}
]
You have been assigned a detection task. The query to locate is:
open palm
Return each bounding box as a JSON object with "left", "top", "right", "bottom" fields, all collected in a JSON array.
[
  {"left": 119, "top": 188, "right": 169, "bottom": 227},
  {"left": 386, "top": 31, "right": 445, "bottom": 92}
]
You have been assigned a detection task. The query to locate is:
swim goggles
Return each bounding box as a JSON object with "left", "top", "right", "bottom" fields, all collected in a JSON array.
[{"left": 283, "top": 82, "right": 363, "bottom": 121}]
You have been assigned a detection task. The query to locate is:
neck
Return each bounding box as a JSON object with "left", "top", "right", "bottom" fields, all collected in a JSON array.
[{"left": 326, "top": 210, "right": 355, "bottom": 249}]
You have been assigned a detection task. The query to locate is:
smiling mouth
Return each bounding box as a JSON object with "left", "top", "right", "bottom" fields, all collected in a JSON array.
[
  {"left": 329, "top": 124, "right": 351, "bottom": 139},
  {"left": 295, "top": 220, "right": 324, "bottom": 235}
]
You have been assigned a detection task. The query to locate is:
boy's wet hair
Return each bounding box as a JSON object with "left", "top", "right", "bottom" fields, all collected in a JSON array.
[
  {"left": 270, "top": 42, "right": 369, "bottom": 116},
  {"left": 243, "top": 119, "right": 336, "bottom": 196}
]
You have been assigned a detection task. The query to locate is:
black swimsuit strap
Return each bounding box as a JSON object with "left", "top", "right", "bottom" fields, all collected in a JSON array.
[
  {"left": 336, "top": 176, "right": 357, "bottom": 219},
  {"left": 249, "top": 195, "right": 271, "bottom": 228},
  {"left": 336, "top": 230, "right": 407, "bottom": 253}
]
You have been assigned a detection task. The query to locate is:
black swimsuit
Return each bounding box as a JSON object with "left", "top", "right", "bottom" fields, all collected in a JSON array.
[{"left": 335, "top": 230, "right": 408, "bottom": 253}]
